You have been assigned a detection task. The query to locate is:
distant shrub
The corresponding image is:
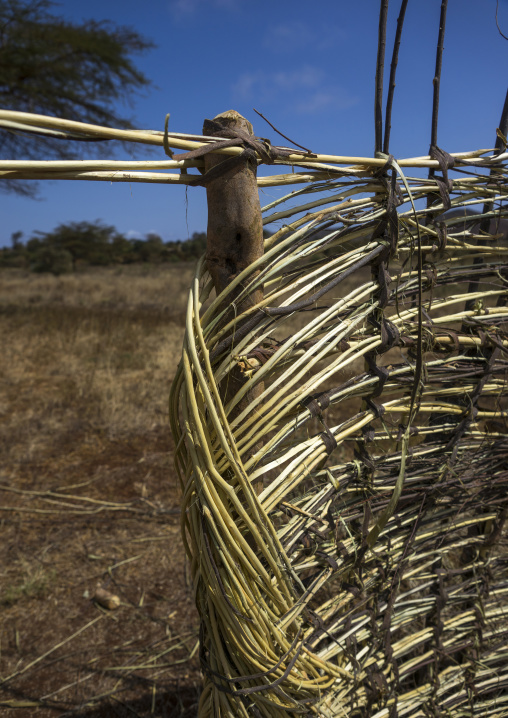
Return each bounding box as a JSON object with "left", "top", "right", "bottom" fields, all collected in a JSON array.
[
  {"left": 30, "top": 247, "right": 73, "bottom": 276},
  {"left": 0, "top": 248, "right": 27, "bottom": 269},
  {"left": 1, "top": 222, "right": 213, "bottom": 269}
]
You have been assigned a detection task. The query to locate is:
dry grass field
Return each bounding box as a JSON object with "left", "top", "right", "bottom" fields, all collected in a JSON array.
[
  {"left": 0, "top": 262, "right": 366, "bottom": 717},
  {"left": 0, "top": 265, "right": 202, "bottom": 717},
  {"left": 2, "top": 259, "right": 491, "bottom": 717}
]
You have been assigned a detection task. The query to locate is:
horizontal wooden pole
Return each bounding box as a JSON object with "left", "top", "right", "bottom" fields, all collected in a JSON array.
[{"left": 0, "top": 110, "right": 498, "bottom": 169}]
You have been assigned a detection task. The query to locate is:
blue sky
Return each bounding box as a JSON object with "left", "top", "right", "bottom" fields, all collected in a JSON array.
[{"left": 1, "top": 0, "right": 507, "bottom": 247}]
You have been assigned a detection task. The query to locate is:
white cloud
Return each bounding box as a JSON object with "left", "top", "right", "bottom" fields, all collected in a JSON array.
[
  {"left": 272, "top": 66, "right": 324, "bottom": 91},
  {"left": 232, "top": 65, "right": 358, "bottom": 116},
  {"left": 233, "top": 73, "right": 258, "bottom": 98},
  {"left": 295, "top": 90, "right": 358, "bottom": 115},
  {"left": 170, "top": 0, "right": 200, "bottom": 14},
  {"left": 233, "top": 66, "right": 324, "bottom": 100},
  {"left": 126, "top": 229, "right": 144, "bottom": 239},
  {"left": 264, "top": 20, "right": 347, "bottom": 52},
  {"left": 169, "top": 0, "right": 242, "bottom": 17}
]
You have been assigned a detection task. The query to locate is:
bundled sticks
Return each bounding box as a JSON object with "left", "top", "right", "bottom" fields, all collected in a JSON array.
[
  {"left": 170, "top": 154, "right": 508, "bottom": 716},
  {"left": 2, "top": 104, "right": 507, "bottom": 717},
  {"left": 2, "top": 4, "right": 507, "bottom": 713},
  {"left": 0, "top": 108, "right": 503, "bottom": 188}
]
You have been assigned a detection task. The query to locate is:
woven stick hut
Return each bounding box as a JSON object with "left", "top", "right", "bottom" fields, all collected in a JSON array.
[
  {"left": 169, "top": 138, "right": 508, "bottom": 716},
  {"left": 1, "top": 3, "right": 507, "bottom": 716}
]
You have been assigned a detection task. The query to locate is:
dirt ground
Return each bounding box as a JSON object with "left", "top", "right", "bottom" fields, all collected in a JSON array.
[{"left": 0, "top": 265, "right": 202, "bottom": 717}]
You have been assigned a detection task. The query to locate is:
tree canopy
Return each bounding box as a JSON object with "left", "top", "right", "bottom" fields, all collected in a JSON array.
[
  {"left": 0, "top": 0, "right": 155, "bottom": 194},
  {"left": 0, "top": 220, "right": 209, "bottom": 273}
]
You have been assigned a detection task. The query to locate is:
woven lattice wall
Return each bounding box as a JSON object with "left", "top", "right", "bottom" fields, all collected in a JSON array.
[
  {"left": 1, "top": 5, "right": 507, "bottom": 712},
  {"left": 170, "top": 155, "right": 508, "bottom": 716}
]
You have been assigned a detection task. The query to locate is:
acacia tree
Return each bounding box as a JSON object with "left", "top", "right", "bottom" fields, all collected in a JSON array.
[{"left": 0, "top": 0, "right": 155, "bottom": 194}]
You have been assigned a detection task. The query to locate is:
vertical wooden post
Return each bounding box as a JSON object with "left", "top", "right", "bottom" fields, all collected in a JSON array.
[
  {"left": 203, "top": 110, "right": 263, "bottom": 312},
  {"left": 203, "top": 110, "right": 264, "bottom": 490}
]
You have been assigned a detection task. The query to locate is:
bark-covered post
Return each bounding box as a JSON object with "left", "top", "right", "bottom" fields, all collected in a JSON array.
[
  {"left": 203, "top": 110, "right": 264, "bottom": 490},
  {"left": 203, "top": 110, "right": 263, "bottom": 310}
]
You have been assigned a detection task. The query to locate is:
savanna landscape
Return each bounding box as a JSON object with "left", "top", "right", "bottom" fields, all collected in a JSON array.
[
  {"left": 0, "top": 264, "right": 202, "bottom": 717},
  {"left": 0, "top": 260, "right": 366, "bottom": 717}
]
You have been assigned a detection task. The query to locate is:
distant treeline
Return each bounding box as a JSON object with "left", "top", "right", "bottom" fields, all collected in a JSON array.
[{"left": 0, "top": 221, "right": 209, "bottom": 274}]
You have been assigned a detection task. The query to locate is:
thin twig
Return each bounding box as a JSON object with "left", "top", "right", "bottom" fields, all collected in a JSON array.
[
  {"left": 465, "top": 87, "right": 508, "bottom": 306},
  {"left": 426, "top": 0, "right": 449, "bottom": 213},
  {"left": 383, "top": 0, "right": 409, "bottom": 154},
  {"left": 496, "top": 0, "right": 508, "bottom": 41},
  {"left": 429, "top": 0, "right": 449, "bottom": 155},
  {"left": 0, "top": 617, "right": 103, "bottom": 685},
  {"left": 252, "top": 108, "right": 313, "bottom": 154},
  {"left": 374, "top": 0, "right": 390, "bottom": 154}
]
